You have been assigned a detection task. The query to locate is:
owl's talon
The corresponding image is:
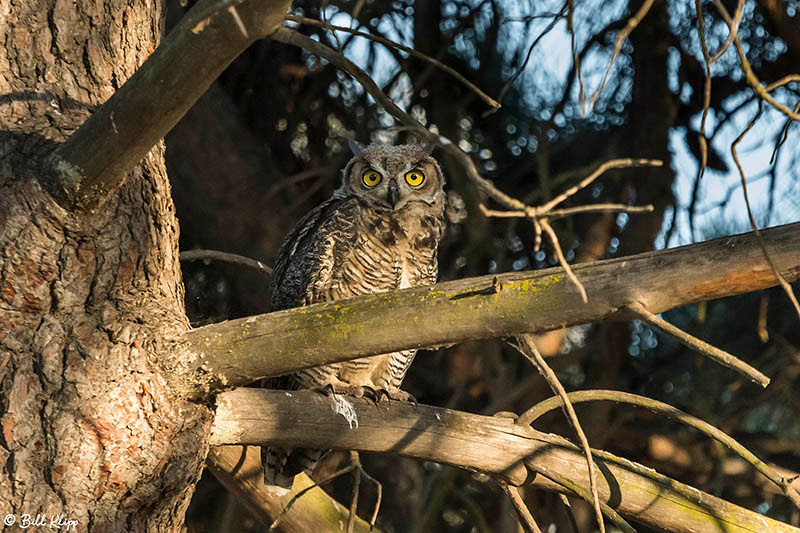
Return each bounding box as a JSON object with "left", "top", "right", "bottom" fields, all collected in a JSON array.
[{"left": 374, "top": 388, "right": 416, "bottom": 404}]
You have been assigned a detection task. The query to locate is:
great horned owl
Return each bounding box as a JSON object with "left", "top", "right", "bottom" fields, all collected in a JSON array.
[{"left": 262, "top": 141, "right": 446, "bottom": 488}]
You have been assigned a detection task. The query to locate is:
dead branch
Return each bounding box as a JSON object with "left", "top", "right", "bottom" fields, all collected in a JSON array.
[
  {"left": 710, "top": 0, "right": 745, "bottom": 63},
  {"left": 539, "top": 158, "right": 662, "bottom": 213},
  {"left": 181, "top": 222, "right": 800, "bottom": 398},
  {"left": 626, "top": 302, "right": 769, "bottom": 386},
  {"left": 567, "top": 0, "right": 587, "bottom": 114},
  {"left": 210, "top": 388, "right": 800, "bottom": 533},
  {"left": 540, "top": 218, "right": 588, "bottom": 302},
  {"left": 42, "top": 0, "right": 292, "bottom": 211},
  {"left": 518, "top": 389, "right": 800, "bottom": 509}
]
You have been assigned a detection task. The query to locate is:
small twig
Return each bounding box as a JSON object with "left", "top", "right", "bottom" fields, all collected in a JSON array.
[
  {"left": 284, "top": 15, "right": 500, "bottom": 109},
  {"left": 227, "top": 4, "right": 248, "bottom": 37},
  {"left": 320, "top": 0, "right": 343, "bottom": 55},
  {"left": 587, "top": 0, "right": 655, "bottom": 112},
  {"left": 547, "top": 203, "right": 654, "bottom": 220},
  {"left": 710, "top": 0, "right": 745, "bottom": 63},
  {"left": 532, "top": 217, "right": 543, "bottom": 253},
  {"left": 511, "top": 335, "right": 605, "bottom": 533},
  {"left": 269, "top": 464, "right": 358, "bottom": 531},
  {"left": 480, "top": 202, "right": 653, "bottom": 220},
  {"left": 540, "top": 219, "right": 587, "bottom": 303},
  {"left": 347, "top": 452, "right": 361, "bottom": 533},
  {"left": 539, "top": 158, "right": 662, "bottom": 213},
  {"left": 518, "top": 389, "right": 800, "bottom": 510},
  {"left": 557, "top": 494, "right": 580, "bottom": 533},
  {"left": 627, "top": 301, "right": 770, "bottom": 386},
  {"left": 566, "top": 0, "right": 587, "bottom": 115},
  {"left": 758, "top": 293, "right": 770, "bottom": 343},
  {"left": 490, "top": 3, "right": 568, "bottom": 113},
  {"left": 730, "top": 103, "right": 800, "bottom": 320},
  {"left": 712, "top": 0, "right": 800, "bottom": 121},
  {"left": 362, "top": 469, "right": 382, "bottom": 531},
  {"left": 694, "top": 0, "right": 713, "bottom": 184},
  {"left": 764, "top": 74, "right": 800, "bottom": 92},
  {"left": 770, "top": 100, "right": 800, "bottom": 165},
  {"left": 179, "top": 249, "right": 273, "bottom": 275},
  {"left": 502, "top": 484, "right": 542, "bottom": 533}
]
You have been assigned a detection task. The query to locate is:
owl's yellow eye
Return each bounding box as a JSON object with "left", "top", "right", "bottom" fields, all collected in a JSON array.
[
  {"left": 362, "top": 170, "right": 382, "bottom": 187},
  {"left": 405, "top": 170, "right": 425, "bottom": 187}
]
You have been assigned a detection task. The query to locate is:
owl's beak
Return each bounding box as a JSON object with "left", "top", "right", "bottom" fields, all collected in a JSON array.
[{"left": 387, "top": 179, "right": 400, "bottom": 208}]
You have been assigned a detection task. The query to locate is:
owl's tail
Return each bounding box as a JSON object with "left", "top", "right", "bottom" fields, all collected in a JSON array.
[{"left": 262, "top": 446, "right": 324, "bottom": 489}]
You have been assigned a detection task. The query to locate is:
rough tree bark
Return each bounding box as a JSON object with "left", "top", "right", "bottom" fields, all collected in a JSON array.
[{"left": 0, "top": 0, "right": 215, "bottom": 530}]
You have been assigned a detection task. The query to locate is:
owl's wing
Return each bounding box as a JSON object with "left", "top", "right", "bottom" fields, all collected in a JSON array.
[
  {"left": 269, "top": 196, "right": 359, "bottom": 311},
  {"left": 263, "top": 197, "right": 360, "bottom": 488}
]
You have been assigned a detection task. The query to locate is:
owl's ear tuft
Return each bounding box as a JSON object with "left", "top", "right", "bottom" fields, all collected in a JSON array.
[{"left": 348, "top": 139, "right": 366, "bottom": 156}]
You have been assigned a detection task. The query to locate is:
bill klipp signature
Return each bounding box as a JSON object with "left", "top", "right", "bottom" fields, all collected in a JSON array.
[{"left": 3, "top": 513, "right": 78, "bottom": 531}]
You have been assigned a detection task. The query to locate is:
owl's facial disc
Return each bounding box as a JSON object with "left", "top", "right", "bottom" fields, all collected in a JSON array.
[{"left": 338, "top": 144, "right": 445, "bottom": 211}]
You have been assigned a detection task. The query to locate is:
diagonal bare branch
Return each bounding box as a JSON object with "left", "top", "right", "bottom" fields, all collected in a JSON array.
[{"left": 626, "top": 302, "right": 770, "bottom": 386}]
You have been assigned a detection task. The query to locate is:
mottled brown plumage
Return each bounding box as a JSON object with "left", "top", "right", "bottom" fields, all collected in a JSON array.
[{"left": 262, "top": 141, "right": 446, "bottom": 488}]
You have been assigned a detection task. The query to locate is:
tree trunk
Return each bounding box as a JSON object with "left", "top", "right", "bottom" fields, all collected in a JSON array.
[{"left": 0, "top": 1, "right": 211, "bottom": 530}]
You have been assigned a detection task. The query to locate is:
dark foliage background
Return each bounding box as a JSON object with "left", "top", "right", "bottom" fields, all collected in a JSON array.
[{"left": 165, "top": 0, "right": 800, "bottom": 530}]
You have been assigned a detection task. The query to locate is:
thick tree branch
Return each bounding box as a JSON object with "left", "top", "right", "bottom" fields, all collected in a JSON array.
[
  {"left": 210, "top": 389, "right": 800, "bottom": 533},
  {"left": 182, "top": 222, "right": 800, "bottom": 397},
  {"left": 42, "top": 0, "right": 292, "bottom": 211}
]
